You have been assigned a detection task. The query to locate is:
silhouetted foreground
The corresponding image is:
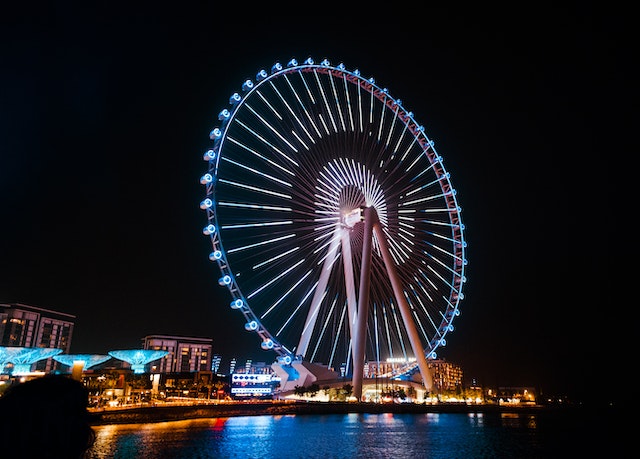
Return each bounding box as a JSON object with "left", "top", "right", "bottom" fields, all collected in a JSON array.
[
  {"left": 0, "top": 375, "right": 95, "bottom": 458},
  {"left": 88, "top": 400, "right": 595, "bottom": 425}
]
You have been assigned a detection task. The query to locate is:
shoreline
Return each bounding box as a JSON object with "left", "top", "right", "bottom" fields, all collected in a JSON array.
[{"left": 88, "top": 400, "right": 602, "bottom": 426}]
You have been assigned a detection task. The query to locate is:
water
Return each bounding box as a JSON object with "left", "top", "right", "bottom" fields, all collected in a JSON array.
[{"left": 87, "top": 408, "right": 620, "bottom": 458}]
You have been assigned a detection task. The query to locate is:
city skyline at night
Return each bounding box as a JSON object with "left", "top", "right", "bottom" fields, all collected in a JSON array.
[{"left": 1, "top": 5, "right": 625, "bottom": 404}]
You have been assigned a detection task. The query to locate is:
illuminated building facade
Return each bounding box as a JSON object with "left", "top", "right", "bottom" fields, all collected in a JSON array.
[
  {"left": 428, "top": 359, "right": 464, "bottom": 392},
  {"left": 231, "top": 360, "right": 280, "bottom": 398},
  {"left": 211, "top": 354, "right": 222, "bottom": 374},
  {"left": 142, "top": 335, "right": 212, "bottom": 374},
  {"left": 0, "top": 303, "right": 74, "bottom": 373}
]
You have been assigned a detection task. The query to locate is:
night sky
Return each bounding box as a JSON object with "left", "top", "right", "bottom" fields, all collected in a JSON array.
[{"left": 1, "top": 5, "right": 626, "bottom": 402}]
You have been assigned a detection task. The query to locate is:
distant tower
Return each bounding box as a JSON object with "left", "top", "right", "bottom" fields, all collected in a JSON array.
[
  {"left": 229, "top": 357, "right": 236, "bottom": 375},
  {"left": 211, "top": 354, "right": 221, "bottom": 374}
]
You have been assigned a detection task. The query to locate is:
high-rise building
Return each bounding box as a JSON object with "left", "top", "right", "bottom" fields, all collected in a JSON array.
[
  {"left": 211, "top": 354, "right": 222, "bottom": 374},
  {"left": 142, "top": 335, "right": 212, "bottom": 374},
  {"left": 0, "top": 303, "right": 75, "bottom": 372}
]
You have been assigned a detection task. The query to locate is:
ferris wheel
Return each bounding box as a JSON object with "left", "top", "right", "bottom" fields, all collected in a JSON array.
[{"left": 199, "top": 57, "right": 467, "bottom": 390}]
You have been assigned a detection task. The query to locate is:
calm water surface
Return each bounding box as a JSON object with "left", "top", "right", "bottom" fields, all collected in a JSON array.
[{"left": 87, "top": 409, "right": 618, "bottom": 458}]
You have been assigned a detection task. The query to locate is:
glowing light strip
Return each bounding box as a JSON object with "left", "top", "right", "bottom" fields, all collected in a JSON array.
[
  {"left": 343, "top": 74, "right": 355, "bottom": 131},
  {"left": 357, "top": 79, "right": 364, "bottom": 132},
  {"left": 274, "top": 273, "right": 315, "bottom": 335},
  {"left": 245, "top": 103, "right": 299, "bottom": 153},
  {"left": 221, "top": 157, "right": 292, "bottom": 187},
  {"left": 425, "top": 253, "right": 461, "bottom": 278},
  {"left": 221, "top": 220, "right": 292, "bottom": 230},
  {"left": 228, "top": 137, "right": 295, "bottom": 176},
  {"left": 328, "top": 71, "right": 346, "bottom": 132},
  {"left": 314, "top": 70, "right": 338, "bottom": 133},
  {"left": 410, "top": 295, "right": 432, "bottom": 346},
  {"left": 393, "top": 120, "right": 409, "bottom": 154},
  {"left": 383, "top": 304, "right": 394, "bottom": 357},
  {"left": 374, "top": 303, "right": 380, "bottom": 369},
  {"left": 391, "top": 299, "right": 408, "bottom": 359},
  {"left": 327, "top": 303, "right": 347, "bottom": 369},
  {"left": 377, "top": 94, "right": 386, "bottom": 142},
  {"left": 427, "top": 264, "right": 458, "bottom": 294},
  {"left": 385, "top": 105, "right": 399, "bottom": 148},
  {"left": 253, "top": 246, "right": 299, "bottom": 269},
  {"left": 218, "top": 179, "right": 291, "bottom": 199},
  {"left": 227, "top": 233, "right": 295, "bottom": 254},
  {"left": 419, "top": 218, "right": 459, "bottom": 227},
  {"left": 423, "top": 240, "right": 460, "bottom": 261},
  {"left": 405, "top": 176, "right": 442, "bottom": 196},
  {"left": 298, "top": 70, "right": 315, "bottom": 104},
  {"left": 402, "top": 192, "right": 445, "bottom": 207},
  {"left": 217, "top": 202, "right": 291, "bottom": 211},
  {"left": 236, "top": 119, "right": 298, "bottom": 167},
  {"left": 286, "top": 73, "right": 322, "bottom": 138},
  {"left": 425, "top": 230, "right": 462, "bottom": 245},
  {"left": 291, "top": 130, "right": 310, "bottom": 150},
  {"left": 309, "top": 294, "right": 334, "bottom": 363},
  {"left": 262, "top": 269, "right": 312, "bottom": 319},
  {"left": 269, "top": 80, "right": 315, "bottom": 143},
  {"left": 247, "top": 258, "right": 305, "bottom": 299},
  {"left": 255, "top": 90, "right": 283, "bottom": 120},
  {"left": 400, "top": 136, "right": 419, "bottom": 163}
]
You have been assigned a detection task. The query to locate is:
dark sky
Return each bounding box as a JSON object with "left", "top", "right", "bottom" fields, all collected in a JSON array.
[{"left": 1, "top": 5, "right": 627, "bottom": 401}]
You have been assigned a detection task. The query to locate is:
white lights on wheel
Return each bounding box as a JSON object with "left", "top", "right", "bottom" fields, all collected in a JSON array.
[{"left": 200, "top": 57, "right": 467, "bottom": 383}]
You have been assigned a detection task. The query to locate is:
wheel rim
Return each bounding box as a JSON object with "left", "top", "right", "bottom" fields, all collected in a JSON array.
[{"left": 200, "top": 57, "right": 467, "bottom": 378}]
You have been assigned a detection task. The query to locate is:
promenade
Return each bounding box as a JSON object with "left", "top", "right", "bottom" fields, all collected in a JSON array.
[{"left": 88, "top": 400, "right": 578, "bottom": 425}]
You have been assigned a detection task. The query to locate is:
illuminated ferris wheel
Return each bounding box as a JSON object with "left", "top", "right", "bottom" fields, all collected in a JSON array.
[{"left": 199, "top": 57, "right": 467, "bottom": 391}]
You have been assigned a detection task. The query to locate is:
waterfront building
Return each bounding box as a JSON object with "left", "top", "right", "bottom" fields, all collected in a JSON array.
[
  {"left": 231, "top": 360, "right": 281, "bottom": 398},
  {"left": 142, "top": 334, "right": 212, "bottom": 374},
  {"left": 429, "top": 359, "right": 464, "bottom": 392},
  {"left": 0, "top": 303, "right": 74, "bottom": 373}
]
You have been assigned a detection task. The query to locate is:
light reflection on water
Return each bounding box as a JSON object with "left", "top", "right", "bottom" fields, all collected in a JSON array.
[{"left": 86, "top": 411, "right": 598, "bottom": 459}]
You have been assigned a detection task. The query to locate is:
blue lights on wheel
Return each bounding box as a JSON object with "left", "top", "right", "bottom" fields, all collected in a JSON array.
[
  {"left": 200, "top": 198, "right": 213, "bottom": 210},
  {"left": 256, "top": 69, "right": 268, "bottom": 81},
  {"left": 229, "top": 93, "right": 242, "bottom": 105},
  {"left": 198, "top": 56, "right": 468, "bottom": 382},
  {"left": 230, "top": 299, "right": 244, "bottom": 309}
]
